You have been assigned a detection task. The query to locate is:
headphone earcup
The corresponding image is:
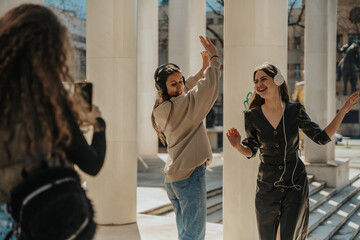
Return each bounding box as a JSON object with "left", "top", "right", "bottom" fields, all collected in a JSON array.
[
  {"left": 155, "top": 82, "right": 163, "bottom": 94},
  {"left": 272, "top": 65, "right": 285, "bottom": 86},
  {"left": 274, "top": 73, "right": 285, "bottom": 86},
  {"left": 155, "top": 80, "right": 167, "bottom": 95}
]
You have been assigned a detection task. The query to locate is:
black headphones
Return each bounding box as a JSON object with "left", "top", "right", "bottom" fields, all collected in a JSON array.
[{"left": 154, "top": 63, "right": 185, "bottom": 95}]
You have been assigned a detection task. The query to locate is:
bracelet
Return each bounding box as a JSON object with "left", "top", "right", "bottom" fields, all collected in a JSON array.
[{"left": 210, "top": 55, "right": 218, "bottom": 60}]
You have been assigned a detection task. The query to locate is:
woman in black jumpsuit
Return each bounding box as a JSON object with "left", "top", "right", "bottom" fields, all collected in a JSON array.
[{"left": 226, "top": 63, "right": 359, "bottom": 240}]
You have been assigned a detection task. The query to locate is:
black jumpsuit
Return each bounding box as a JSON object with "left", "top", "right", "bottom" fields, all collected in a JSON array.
[{"left": 242, "top": 102, "right": 331, "bottom": 240}]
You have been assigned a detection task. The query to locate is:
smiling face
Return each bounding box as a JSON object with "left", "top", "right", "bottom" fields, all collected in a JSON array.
[
  {"left": 165, "top": 72, "right": 185, "bottom": 97},
  {"left": 254, "top": 70, "right": 279, "bottom": 99}
]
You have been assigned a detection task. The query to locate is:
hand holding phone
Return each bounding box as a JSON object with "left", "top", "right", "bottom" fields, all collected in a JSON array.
[{"left": 76, "top": 82, "right": 93, "bottom": 111}]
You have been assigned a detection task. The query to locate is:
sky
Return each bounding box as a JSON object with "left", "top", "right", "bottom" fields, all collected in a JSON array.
[
  {"left": 206, "top": 0, "right": 224, "bottom": 12},
  {"left": 288, "top": 0, "right": 302, "bottom": 9}
]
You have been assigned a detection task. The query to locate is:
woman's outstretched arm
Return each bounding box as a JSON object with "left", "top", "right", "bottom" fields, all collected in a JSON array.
[{"left": 325, "top": 91, "right": 359, "bottom": 138}]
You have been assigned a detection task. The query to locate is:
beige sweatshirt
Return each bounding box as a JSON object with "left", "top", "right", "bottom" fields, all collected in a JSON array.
[{"left": 153, "top": 60, "right": 221, "bottom": 183}]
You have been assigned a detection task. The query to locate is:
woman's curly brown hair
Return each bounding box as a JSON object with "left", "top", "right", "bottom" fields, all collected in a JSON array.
[{"left": 0, "top": 4, "right": 86, "bottom": 162}]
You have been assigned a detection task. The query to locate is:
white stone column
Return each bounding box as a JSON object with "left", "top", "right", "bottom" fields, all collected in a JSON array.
[
  {"left": 86, "top": 0, "right": 137, "bottom": 224},
  {"left": 305, "top": 0, "right": 348, "bottom": 190},
  {"left": 327, "top": 0, "right": 337, "bottom": 160},
  {"left": 137, "top": 0, "right": 158, "bottom": 156},
  {"left": 0, "top": 0, "right": 43, "bottom": 17},
  {"left": 304, "top": 0, "right": 329, "bottom": 163},
  {"left": 223, "top": 1, "right": 287, "bottom": 239},
  {"left": 168, "top": 0, "right": 205, "bottom": 77}
]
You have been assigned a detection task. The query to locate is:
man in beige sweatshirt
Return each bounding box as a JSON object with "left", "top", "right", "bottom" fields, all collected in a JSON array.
[{"left": 152, "top": 36, "right": 221, "bottom": 240}]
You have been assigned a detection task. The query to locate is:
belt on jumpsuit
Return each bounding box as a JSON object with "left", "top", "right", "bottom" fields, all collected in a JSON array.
[{"left": 259, "top": 152, "right": 299, "bottom": 165}]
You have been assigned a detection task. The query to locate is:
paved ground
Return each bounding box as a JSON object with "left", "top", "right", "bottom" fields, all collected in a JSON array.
[
  {"left": 95, "top": 139, "right": 360, "bottom": 240},
  {"left": 95, "top": 214, "right": 223, "bottom": 240},
  {"left": 335, "top": 139, "right": 360, "bottom": 169}
]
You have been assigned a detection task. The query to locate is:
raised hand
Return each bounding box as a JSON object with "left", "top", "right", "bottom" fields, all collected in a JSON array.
[
  {"left": 201, "top": 51, "right": 210, "bottom": 69},
  {"left": 226, "top": 128, "right": 242, "bottom": 149},
  {"left": 199, "top": 36, "right": 217, "bottom": 57},
  {"left": 199, "top": 51, "right": 209, "bottom": 77},
  {"left": 341, "top": 91, "right": 359, "bottom": 114},
  {"left": 325, "top": 91, "right": 360, "bottom": 138}
]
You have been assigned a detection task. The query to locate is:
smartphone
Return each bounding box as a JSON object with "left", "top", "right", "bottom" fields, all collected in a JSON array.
[{"left": 75, "top": 82, "right": 93, "bottom": 111}]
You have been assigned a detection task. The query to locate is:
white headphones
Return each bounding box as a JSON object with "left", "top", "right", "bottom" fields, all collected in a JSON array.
[{"left": 273, "top": 65, "right": 285, "bottom": 86}]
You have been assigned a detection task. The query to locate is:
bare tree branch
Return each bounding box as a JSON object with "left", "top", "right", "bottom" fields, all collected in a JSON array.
[
  {"left": 288, "top": 23, "right": 305, "bottom": 28},
  {"left": 206, "top": 2, "right": 223, "bottom": 17},
  {"left": 216, "top": 0, "right": 224, "bottom": 6},
  {"left": 206, "top": 1, "right": 224, "bottom": 46},
  {"left": 288, "top": 0, "right": 305, "bottom": 28},
  {"left": 206, "top": 26, "right": 223, "bottom": 47},
  {"left": 288, "top": 0, "right": 298, "bottom": 20}
]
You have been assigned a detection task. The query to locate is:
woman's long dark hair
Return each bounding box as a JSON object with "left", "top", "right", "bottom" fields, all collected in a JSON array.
[
  {"left": 151, "top": 65, "right": 181, "bottom": 145},
  {"left": 0, "top": 4, "right": 86, "bottom": 162},
  {"left": 249, "top": 63, "right": 290, "bottom": 109}
]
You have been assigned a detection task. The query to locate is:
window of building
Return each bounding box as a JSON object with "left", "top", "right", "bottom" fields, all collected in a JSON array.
[
  {"left": 294, "top": 64, "right": 301, "bottom": 78},
  {"left": 294, "top": 37, "right": 301, "bottom": 50},
  {"left": 349, "top": 34, "right": 360, "bottom": 45}
]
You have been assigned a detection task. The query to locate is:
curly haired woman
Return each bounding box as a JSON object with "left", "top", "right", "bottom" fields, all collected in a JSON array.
[{"left": 0, "top": 4, "right": 106, "bottom": 240}]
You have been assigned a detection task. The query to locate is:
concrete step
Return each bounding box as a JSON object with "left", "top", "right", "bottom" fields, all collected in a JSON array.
[
  {"left": 309, "top": 187, "right": 337, "bottom": 212},
  {"left": 161, "top": 191, "right": 223, "bottom": 219},
  {"left": 308, "top": 174, "right": 315, "bottom": 183},
  {"left": 309, "top": 178, "right": 360, "bottom": 233},
  {"left": 142, "top": 203, "right": 173, "bottom": 215},
  {"left": 355, "top": 230, "right": 360, "bottom": 239},
  {"left": 309, "top": 180, "right": 326, "bottom": 196},
  {"left": 332, "top": 207, "right": 360, "bottom": 240},
  {"left": 207, "top": 208, "right": 223, "bottom": 223},
  {"left": 349, "top": 168, "right": 360, "bottom": 183},
  {"left": 207, "top": 194, "right": 222, "bottom": 215},
  {"left": 207, "top": 186, "right": 223, "bottom": 198},
  {"left": 308, "top": 191, "right": 360, "bottom": 240},
  {"left": 143, "top": 186, "right": 223, "bottom": 216}
]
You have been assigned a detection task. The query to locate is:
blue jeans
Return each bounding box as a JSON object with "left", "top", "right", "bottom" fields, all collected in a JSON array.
[
  {"left": 165, "top": 164, "right": 206, "bottom": 240},
  {"left": 0, "top": 203, "right": 18, "bottom": 240}
]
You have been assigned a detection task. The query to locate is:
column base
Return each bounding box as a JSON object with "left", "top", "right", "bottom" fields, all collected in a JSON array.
[{"left": 305, "top": 158, "right": 350, "bottom": 191}]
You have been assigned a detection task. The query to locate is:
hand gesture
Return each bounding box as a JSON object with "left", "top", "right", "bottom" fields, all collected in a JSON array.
[
  {"left": 199, "top": 36, "right": 217, "bottom": 57},
  {"left": 199, "top": 51, "right": 209, "bottom": 77},
  {"left": 226, "top": 128, "right": 242, "bottom": 149},
  {"left": 341, "top": 91, "right": 359, "bottom": 114},
  {"left": 82, "top": 104, "right": 102, "bottom": 126}
]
